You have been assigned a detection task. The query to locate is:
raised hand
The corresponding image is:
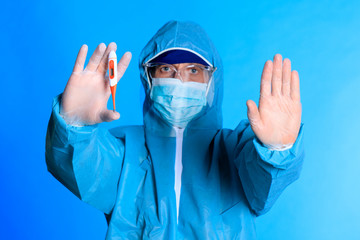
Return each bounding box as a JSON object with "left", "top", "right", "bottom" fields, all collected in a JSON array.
[
  {"left": 246, "top": 54, "right": 302, "bottom": 148},
  {"left": 60, "top": 43, "right": 132, "bottom": 125}
]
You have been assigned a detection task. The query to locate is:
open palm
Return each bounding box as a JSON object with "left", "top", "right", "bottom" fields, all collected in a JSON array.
[
  {"left": 246, "top": 54, "right": 302, "bottom": 147},
  {"left": 61, "top": 42, "right": 132, "bottom": 125}
]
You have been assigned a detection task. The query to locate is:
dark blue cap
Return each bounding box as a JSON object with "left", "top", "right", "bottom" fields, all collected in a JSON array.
[{"left": 149, "top": 49, "right": 209, "bottom": 66}]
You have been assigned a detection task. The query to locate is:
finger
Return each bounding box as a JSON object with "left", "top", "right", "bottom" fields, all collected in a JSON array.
[
  {"left": 72, "top": 44, "right": 88, "bottom": 73},
  {"left": 260, "top": 60, "right": 272, "bottom": 97},
  {"left": 100, "top": 109, "right": 120, "bottom": 122},
  {"left": 246, "top": 100, "right": 262, "bottom": 129},
  {"left": 85, "top": 43, "right": 106, "bottom": 72},
  {"left": 282, "top": 58, "right": 291, "bottom": 96},
  {"left": 290, "top": 70, "right": 301, "bottom": 101},
  {"left": 117, "top": 52, "right": 132, "bottom": 82},
  {"left": 271, "top": 54, "right": 283, "bottom": 96},
  {"left": 97, "top": 42, "right": 117, "bottom": 74}
]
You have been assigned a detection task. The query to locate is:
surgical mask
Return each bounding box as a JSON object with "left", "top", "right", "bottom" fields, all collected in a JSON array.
[{"left": 150, "top": 78, "right": 207, "bottom": 128}]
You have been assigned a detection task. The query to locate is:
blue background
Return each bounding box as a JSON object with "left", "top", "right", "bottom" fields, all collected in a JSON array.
[{"left": 1, "top": 0, "right": 360, "bottom": 239}]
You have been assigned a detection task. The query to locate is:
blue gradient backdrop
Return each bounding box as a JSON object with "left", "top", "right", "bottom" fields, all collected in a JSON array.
[{"left": 1, "top": 0, "right": 360, "bottom": 239}]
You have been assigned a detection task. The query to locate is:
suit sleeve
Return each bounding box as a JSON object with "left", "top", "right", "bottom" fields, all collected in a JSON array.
[
  {"left": 45, "top": 95, "right": 125, "bottom": 214},
  {"left": 228, "top": 120, "right": 304, "bottom": 216}
]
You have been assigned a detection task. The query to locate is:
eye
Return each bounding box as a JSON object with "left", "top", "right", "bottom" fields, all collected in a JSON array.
[
  {"left": 190, "top": 68, "right": 198, "bottom": 74},
  {"left": 187, "top": 65, "right": 203, "bottom": 75},
  {"left": 160, "top": 66, "right": 171, "bottom": 72}
]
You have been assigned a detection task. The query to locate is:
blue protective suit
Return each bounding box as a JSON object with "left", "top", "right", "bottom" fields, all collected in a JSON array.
[{"left": 46, "top": 20, "right": 304, "bottom": 239}]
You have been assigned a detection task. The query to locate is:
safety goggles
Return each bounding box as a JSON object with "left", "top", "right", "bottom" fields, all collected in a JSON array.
[{"left": 143, "top": 62, "right": 216, "bottom": 83}]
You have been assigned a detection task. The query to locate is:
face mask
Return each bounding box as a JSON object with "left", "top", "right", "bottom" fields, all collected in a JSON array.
[{"left": 150, "top": 78, "right": 208, "bottom": 128}]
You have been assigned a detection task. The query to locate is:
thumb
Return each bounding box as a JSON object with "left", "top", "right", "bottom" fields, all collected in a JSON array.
[
  {"left": 100, "top": 110, "right": 120, "bottom": 122},
  {"left": 246, "top": 100, "right": 261, "bottom": 128}
]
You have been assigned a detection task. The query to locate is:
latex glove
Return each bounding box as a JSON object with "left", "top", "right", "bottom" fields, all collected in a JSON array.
[
  {"left": 60, "top": 43, "right": 132, "bottom": 126},
  {"left": 246, "top": 54, "right": 302, "bottom": 148}
]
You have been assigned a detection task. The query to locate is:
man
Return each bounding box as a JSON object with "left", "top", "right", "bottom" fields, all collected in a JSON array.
[{"left": 46, "top": 20, "right": 304, "bottom": 239}]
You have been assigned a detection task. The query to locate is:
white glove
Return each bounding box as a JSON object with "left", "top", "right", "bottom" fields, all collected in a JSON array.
[
  {"left": 60, "top": 42, "right": 132, "bottom": 126},
  {"left": 247, "top": 54, "right": 302, "bottom": 148}
]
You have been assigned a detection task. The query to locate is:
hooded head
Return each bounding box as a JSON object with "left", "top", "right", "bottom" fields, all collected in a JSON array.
[{"left": 139, "top": 20, "right": 223, "bottom": 136}]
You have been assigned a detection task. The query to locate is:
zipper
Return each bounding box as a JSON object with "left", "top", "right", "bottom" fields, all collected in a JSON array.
[{"left": 174, "top": 127, "right": 184, "bottom": 224}]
